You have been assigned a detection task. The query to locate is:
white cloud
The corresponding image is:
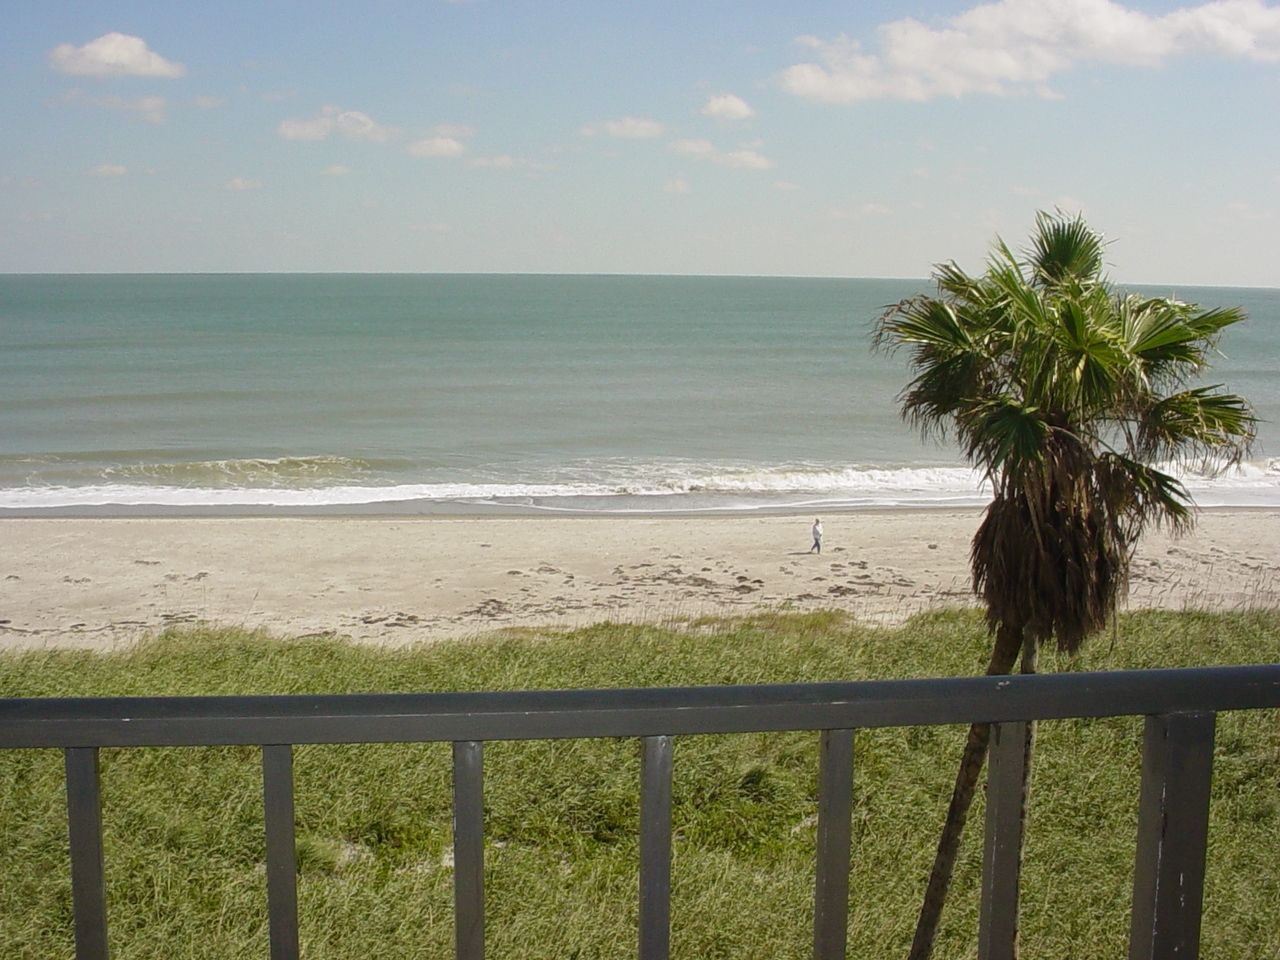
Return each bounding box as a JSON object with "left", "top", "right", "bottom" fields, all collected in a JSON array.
[
  {"left": 431, "top": 124, "right": 476, "bottom": 138},
  {"left": 825, "top": 203, "right": 895, "bottom": 221},
  {"left": 226, "top": 177, "right": 263, "bottom": 191},
  {"left": 604, "top": 116, "right": 664, "bottom": 138},
  {"left": 408, "top": 136, "right": 467, "bottom": 157},
  {"left": 779, "top": 0, "right": 1280, "bottom": 103},
  {"left": 408, "top": 126, "right": 475, "bottom": 158},
  {"left": 49, "top": 33, "right": 186, "bottom": 78},
  {"left": 1226, "top": 201, "right": 1271, "bottom": 220},
  {"left": 323, "top": 165, "right": 351, "bottom": 176},
  {"left": 701, "top": 94, "right": 757, "bottom": 120},
  {"left": 324, "top": 109, "right": 396, "bottom": 142},
  {"left": 669, "top": 138, "right": 776, "bottom": 169},
  {"left": 773, "top": 180, "right": 800, "bottom": 191},
  {"left": 193, "top": 96, "right": 225, "bottom": 109},
  {"left": 85, "top": 164, "right": 126, "bottom": 177},
  {"left": 277, "top": 106, "right": 398, "bottom": 143},
  {"left": 276, "top": 117, "right": 332, "bottom": 141},
  {"left": 663, "top": 178, "right": 691, "bottom": 193},
  {"left": 125, "top": 95, "right": 166, "bottom": 123},
  {"left": 670, "top": 138, "right": 717, "bottom": 161},
  {"left": 59, "top": 89, "right": 168, "bottom": 123},
  {"left": 468, "top": 155, "right": 556, "bottom": 171}
]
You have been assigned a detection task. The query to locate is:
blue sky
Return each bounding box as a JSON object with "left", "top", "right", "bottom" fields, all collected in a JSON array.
[{"left": 2, "top": 0, "right": 1278, "bottom": 283}]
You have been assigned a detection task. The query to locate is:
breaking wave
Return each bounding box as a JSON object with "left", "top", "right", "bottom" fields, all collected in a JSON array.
[{"left": 1, "top": 458, "right": 1277, "bottom": 512}]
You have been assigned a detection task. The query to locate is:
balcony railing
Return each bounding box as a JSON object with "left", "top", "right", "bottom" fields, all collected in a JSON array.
[{"left": 4, "top": 663, "right": 1280, "bottom": 960}]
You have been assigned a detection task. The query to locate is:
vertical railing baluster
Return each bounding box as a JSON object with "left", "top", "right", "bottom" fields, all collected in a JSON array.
[
  {"left": 977, "top": 721, "right": 1029, "bottom": 960},
  {"left": 639, "top": 735, "right": 673, "bottom": 960},
  {"left": 453, "top": 741, "right": 485, "bottom": 960},
  {"left": 65, "top": 747, "right": 110, "bottom": 960},
  {"left": 1129, "top": 711, "right": 1216, "bottom": 960},
  {"left": 813, "top": 729, "right": 855, "bottom": 960},
  {"left": 262, "top": 744, "right": 300, "bottom": 960}
]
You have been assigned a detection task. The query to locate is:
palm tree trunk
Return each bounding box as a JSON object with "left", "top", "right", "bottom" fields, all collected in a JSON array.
[
  {"left": 1003, "top": 632, "right": 1039, "bottom": 960},
  {"left": 907, "top": 622, "right": 1025, "bottom": 960}
]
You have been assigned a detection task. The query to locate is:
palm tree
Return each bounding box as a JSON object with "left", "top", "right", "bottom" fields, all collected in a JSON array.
[{"left": 874, "top": 211, "right": 1255, "bottom": 960}]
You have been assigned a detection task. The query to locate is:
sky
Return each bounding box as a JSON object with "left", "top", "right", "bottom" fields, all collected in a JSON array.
[{"left": 1, "top": 0, "right": 1278, "bottom": 284}]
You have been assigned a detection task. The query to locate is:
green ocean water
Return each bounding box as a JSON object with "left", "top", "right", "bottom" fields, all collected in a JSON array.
[{"left": 0, "top": 274, "right": 1276, "bottom": 513}]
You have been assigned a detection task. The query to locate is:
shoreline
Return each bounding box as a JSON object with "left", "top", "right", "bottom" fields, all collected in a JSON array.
[
  {"left": 4, "top": 498, "right": 1280, "bottom": 520},
  {"left": 3, "top": 507, "right": 1278, "bottom": 652},
  {"left": 1, "top": 456, "right": 1277, "bottom": 518},
  {"left": 0, "top": 500, "right": 1002, "bottom": 521}
]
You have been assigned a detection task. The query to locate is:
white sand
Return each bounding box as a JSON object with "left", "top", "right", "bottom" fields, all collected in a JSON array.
[{"left": 2, "top": 509, "right": 1278, "bottom": 651}]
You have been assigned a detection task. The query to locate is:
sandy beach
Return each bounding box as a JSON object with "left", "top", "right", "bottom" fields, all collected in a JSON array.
[{"left": 1, "top": 509, "right": 1278, "bottom": 651}]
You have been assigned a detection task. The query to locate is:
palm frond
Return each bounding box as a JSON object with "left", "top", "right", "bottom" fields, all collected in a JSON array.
[
  {"left": 898, "top": 354, "right": 992, "bottom": 440},
  {"left": 1093, "top": 452, "right": 1193, "bottom": 536},
  {"left": 933, "top": 261, "right": 985, "bottom": 301},
  {"left": 1028, "top": 210, "right": 1105, "bottom": 287},
  {"left": 1185, "top": 305, "right": 1248, "bottom": 343},
  {"left": 961, "top": 399, "right": 1050, "bottom": 479},
  {"left": 1136, "top": 387, "right": 1257, "bottom": 466},
  {"left": 874, "top": 297, "right": 974, "bottom": 353},
  {"left": 1124, "top": 298, "right": 1239, "bottom": 372}
]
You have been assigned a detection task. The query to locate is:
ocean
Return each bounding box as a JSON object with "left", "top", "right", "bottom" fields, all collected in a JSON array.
[{"left": 1, "top": 274, "right": 1277, "bottom": 515}]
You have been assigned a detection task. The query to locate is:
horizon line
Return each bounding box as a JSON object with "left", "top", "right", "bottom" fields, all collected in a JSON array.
[{"left": 1, "top": 270, "right": 1277, "bottom": 291}]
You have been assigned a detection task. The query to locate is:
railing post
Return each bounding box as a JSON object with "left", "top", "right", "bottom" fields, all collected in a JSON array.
[
  {"left": 813, "top": 729, "right": 855, "bottom": 960},
  {"left": 262, "top": 744, "right": 299, "bottom": 960},
  {"left": 453, "top": 741, "right": 485, "bottom": 960},
  {"left": 977, "top": 720, "right": 1029, "bottom": 960},
  {"left": 65, "top": 747, "right": 110, "bottom": 960},
  {"left": 1129, "top": 711, "right": 1216, "bottom": 960},
  {"left": 639, "top": 735, "right": 673, "bottom": 960}
]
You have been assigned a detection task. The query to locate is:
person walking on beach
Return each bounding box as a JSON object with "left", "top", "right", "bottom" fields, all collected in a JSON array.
[{"left": 810, "top": 518, "right": 823, "bottom": 554}]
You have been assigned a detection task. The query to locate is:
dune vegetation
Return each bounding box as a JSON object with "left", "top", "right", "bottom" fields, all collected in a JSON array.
[{"left": 1, "top": 608, "right": 1278, "bottom": 960}]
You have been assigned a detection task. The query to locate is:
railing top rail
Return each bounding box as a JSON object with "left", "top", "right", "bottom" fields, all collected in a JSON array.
[{"left": 2, "top": 663, "right": 1279, "bottom": 750}]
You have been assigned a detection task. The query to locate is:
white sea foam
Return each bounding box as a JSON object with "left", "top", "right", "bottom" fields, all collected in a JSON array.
[
  {"left": 99, "top": 455, "right": 375, "bottom": 487},
  {"left": 1171, "top": 457, "right": 1280, "bottom": 506},
  {"left": 2, "top": 459, "right": 1276, "bottom": 511}
]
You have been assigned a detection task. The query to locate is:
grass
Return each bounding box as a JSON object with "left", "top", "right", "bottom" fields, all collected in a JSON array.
[{"left": 1, "top": 608, "right": 1278, "bottom": 960}]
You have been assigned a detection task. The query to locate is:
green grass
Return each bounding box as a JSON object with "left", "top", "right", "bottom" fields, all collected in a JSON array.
[{"left": 1, "top": 608, "right": 1278, "bottom": 960}]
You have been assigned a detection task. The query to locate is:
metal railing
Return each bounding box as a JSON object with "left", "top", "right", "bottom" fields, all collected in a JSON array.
[{"left": 4, "top": 663, "right": 1280, "bottom": 960}]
